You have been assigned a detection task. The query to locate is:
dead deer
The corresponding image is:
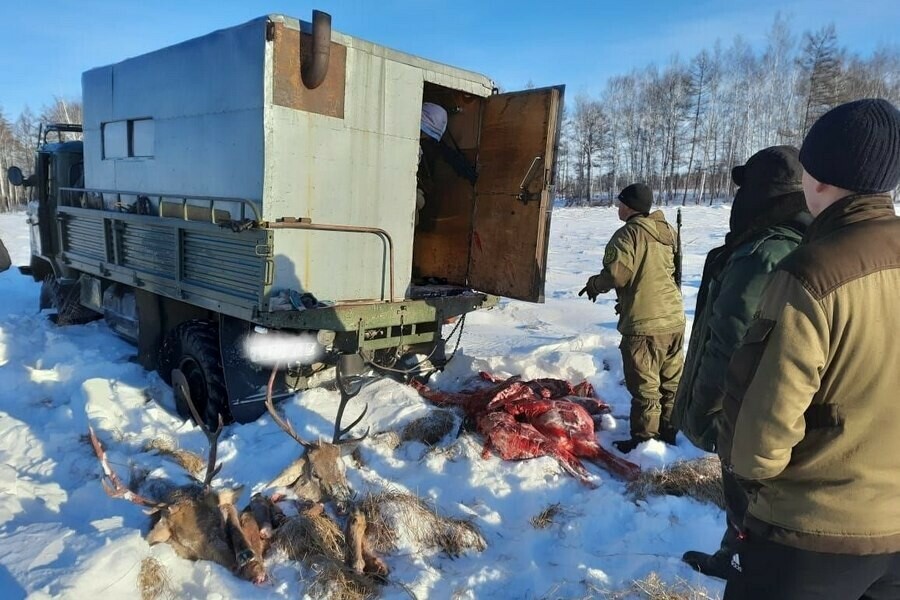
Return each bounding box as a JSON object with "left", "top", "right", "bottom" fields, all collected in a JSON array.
[
  {"left": 89, "top": 387, "right": 275, "bottom": 583},
  {"left": 90, "top": 362, "right": 485, "bottom": 591},
  {"left": 263, "top": 366, "right": 485, "bottom": 581},
  {"left": 264, "top": 366, "right": 364, "bottom": 511},
  {"left": 264, "top": 365, "right": 395, "bottom": 579}
]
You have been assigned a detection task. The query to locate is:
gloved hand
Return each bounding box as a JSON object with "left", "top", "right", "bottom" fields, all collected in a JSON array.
[{"left": 578, "top": 275, "right": 606, "bottom": 302}]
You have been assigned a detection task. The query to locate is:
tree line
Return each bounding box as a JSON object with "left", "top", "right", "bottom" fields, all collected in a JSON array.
[
  {"left": 3, "top": 18, "right": 899, "bottom": 212},
  {"left": 0, "top": 98, "right": 83, "bottom": 212},
  {"left": 559, "top": 15, "right": 900, "bottom": 206}
]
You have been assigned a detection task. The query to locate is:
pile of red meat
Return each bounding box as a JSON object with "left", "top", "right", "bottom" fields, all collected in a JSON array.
[{"left": 411, "top": 373, "right": 640, "bottom": 485}]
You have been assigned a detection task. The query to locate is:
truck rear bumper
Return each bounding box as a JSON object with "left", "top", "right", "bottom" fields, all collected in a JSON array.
[{"left": 253, "top": 292, "right": 497, "bottom": 352}]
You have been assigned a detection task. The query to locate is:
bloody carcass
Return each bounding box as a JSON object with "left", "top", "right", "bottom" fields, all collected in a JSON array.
[{"left": 411, "top": 373, "right": 640, "bottom": 485}]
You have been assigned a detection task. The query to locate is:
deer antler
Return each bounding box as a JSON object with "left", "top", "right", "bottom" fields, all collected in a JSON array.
[
  {"left": 88, "top": 426, "right": 165, "bottom": 510},
  {"left": 173, "top": 369, "right": 225, "bottom": 487},
  {"left": 264, "top": 364, "right": 313, "bottom": 449},
  {"left": 333, "top": 359, "right": 370, "bottom": 444}
]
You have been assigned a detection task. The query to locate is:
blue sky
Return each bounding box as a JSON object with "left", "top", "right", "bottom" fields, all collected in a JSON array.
[{"left": 2, "top": 0, "right": 898, "bottom": 120}]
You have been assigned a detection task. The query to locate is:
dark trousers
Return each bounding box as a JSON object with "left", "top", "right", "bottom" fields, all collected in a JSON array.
[
  {"left": 620, "top": 331, "right": 684, "bottom": 440},
  {"left": 725, "top": 535, "right": 900, "bottom": 600},
  {"left": 715, "top": 465, "right": 750, "bottom": 559}
]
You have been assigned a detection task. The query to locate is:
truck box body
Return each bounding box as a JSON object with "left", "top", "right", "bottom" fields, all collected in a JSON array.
[{"left": 81, "top": 15, "right": 501, "bottom": 305}]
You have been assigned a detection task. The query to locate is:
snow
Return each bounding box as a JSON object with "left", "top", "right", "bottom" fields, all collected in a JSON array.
[{"left": 0, "top": 205, "right": 733, "bottom": 599}]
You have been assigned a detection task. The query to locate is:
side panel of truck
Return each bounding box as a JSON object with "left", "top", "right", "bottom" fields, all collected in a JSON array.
[
  {"left": 81, "top": 19, "right": 267, "bottom": 204},
  {"left": 81, "top": 15, "right": 499, "bottom": 308},
  {"left": 57, "top": 205, "right": 272, "bottom": 320}
]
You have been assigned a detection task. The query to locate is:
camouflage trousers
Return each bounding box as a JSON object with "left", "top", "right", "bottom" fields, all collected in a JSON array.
[{"left": 620, "top": 331, "right": 685, "bottom": 441}]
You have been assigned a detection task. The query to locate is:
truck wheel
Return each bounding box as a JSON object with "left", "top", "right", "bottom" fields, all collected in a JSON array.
[{"left": 159, "top": 320, "right": 231, "bottom": 428}]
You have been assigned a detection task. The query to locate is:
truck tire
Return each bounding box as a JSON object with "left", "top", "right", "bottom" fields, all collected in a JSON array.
[{"left": 159, "top": 320, "right": 231, "bottom": 428}]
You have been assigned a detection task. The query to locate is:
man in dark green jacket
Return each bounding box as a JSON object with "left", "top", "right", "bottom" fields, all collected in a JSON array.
[
  {"left": 580, "top": 183, "right": 685, "bottom": 453},
  {"left": 673, "top": 146, "right": 811, "bottom": 580}
]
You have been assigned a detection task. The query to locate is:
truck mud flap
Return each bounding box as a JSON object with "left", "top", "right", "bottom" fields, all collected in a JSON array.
[{"left": 219, "top": 314, "right": 290, "bottom": 423}]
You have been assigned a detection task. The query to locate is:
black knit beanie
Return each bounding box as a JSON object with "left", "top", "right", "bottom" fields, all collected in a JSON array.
[
  {"left": 731, "top": 146, "right": 802, "bottom": 195},
  {"left": 799, "top": 98, "right": 900, "bottom": 193},
  {"left": 617, "top": 183, "right": 653, "bottom": 213},
  {"left": 729, "top": 145, "right": 803, "bottom": 234}
]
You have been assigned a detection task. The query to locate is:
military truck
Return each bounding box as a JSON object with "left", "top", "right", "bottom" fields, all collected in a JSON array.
[{"left": 7, "top": 11, "right": 564, "bottom": 437}]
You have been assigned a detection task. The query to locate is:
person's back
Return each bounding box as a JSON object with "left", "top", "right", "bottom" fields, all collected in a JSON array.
[
  {"left": 728, "top": 194, "right": 900, "bottom": 549},
  {"left": 580, "top": 183, "right": 684, "bottom": 453},
  {"left": 610, "top": 210, "right": 684, "bottom": 335},
  {"left": 724, "top": 98, "right": 900, "bottom": 599}
]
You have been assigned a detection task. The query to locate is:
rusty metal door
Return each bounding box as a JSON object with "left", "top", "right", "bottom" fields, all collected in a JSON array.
[{"left": 468, "top": 85, "right": 564, "bottom": 302}]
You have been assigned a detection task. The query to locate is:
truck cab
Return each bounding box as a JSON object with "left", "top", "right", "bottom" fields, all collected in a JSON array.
[{"left": 8, "top": 123, "right": 84, "bottom": 282}]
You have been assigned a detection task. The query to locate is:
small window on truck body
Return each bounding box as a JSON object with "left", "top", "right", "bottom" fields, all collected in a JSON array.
[
  {"left": 130, "top": 118, "right": 154, "bottom": 157},
  {"left": 102, "top": 118, "right": 154, "bottom": 159},
  {"left": 102, "top": 121, "right": 128, "bottom": 159}
]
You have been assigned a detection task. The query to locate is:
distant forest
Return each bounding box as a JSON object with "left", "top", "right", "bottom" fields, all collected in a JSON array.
[
  {"left": 558, "top": 16, "right": 900, "bottom": 206},
  {"left": 2, "top": 15, "right": 898, "bottom": 212}
]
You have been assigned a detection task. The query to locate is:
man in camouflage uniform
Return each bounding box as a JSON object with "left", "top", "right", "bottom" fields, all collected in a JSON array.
[{"left": 580, "top": 183, "right": 685, "bottom": 453}]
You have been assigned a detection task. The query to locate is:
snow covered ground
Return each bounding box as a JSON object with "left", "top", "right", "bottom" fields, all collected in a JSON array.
[{"left": 0, "top": 205, "right": 733, "bottom": 599}]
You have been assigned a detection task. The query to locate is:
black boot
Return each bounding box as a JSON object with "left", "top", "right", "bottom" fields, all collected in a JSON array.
[
  {"left": 658, "top": 428, "right": 678, "bottom": 446},
  {"left": 612, "top": 437, "right": 646, "bottom": 453},
  {"left": 682, "top": 550, "right": 739, "bottom": 580}
]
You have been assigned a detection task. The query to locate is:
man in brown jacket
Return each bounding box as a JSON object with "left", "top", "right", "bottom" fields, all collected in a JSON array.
[
  {"left": 580, "top": 183, "right": 685, "bottom": 453},
  {"left": 723, "top": 98, "right": 900, "bottom": 599}
]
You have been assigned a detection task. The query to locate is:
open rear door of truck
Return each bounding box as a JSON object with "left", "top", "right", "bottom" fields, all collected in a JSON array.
[{"left": 468, "top": 85, "right": 564, "bottom": 302}]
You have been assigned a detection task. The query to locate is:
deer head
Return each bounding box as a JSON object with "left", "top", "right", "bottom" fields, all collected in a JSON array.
[
  {"left": 143, "top": 485, "right": 252, "bottom": 577},
  {"left": 264, "top": 365, "right": 364, "bottom": 510},
  {"left": 89, "top": 382, "right": 274, "bottom": 584}
]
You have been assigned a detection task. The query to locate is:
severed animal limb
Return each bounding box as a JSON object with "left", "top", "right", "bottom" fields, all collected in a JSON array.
[{"left": 345, "top": 508, "right": 389, "bottom": 578}]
